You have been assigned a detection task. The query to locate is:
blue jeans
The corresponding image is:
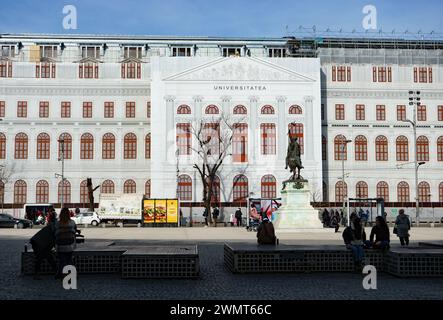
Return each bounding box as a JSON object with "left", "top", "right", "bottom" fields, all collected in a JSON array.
[{"left": 348, "top": 245, "right": 365, "bottom": 266}]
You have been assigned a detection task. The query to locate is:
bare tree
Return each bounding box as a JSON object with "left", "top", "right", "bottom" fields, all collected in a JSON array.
[
  {"left": 189, "top": 113, "right": 242, "bottom": 226},
  {"left": 0, "top": 163, "right": 16, "bottom": 213},
  {"left": 310, "top": 188, "right": 323, "bottom": 204}
]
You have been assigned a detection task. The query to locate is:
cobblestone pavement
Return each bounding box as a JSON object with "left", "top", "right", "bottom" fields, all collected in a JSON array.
[{"left": 1, "top": 229, "right": 443, "bottom": 300}]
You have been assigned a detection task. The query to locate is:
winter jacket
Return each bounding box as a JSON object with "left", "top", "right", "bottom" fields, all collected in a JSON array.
[
  {"left": 395, "top": 214, "right": 411, "bottom": 238},
  {"left": 55, "top": 220, "right": 77, "bottom": 253},
  {"left": 257, "top": 221, "right": 277, "bottom": 245},
  {"left": 342, "top": 224, "right": 367, "bottom": 246},
  {"left": 30, "top": 223, "right": 56, "bottom": 253},
  {"left": 369, "top": 225, "right": 390, "bottom": 243}
]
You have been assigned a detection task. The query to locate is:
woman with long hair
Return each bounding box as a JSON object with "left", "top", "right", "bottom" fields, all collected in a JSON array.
[
  {"left": 367, "top": 216, "right": 390, "bottom": 250},
  {"left": 54, "top": 207, "right": 77, "bottom": 279},
  {"left": 342, "top": 217, "right": 367, "bottom": 271}
]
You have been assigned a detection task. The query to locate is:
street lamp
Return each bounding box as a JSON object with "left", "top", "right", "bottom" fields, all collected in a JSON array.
[
  {"left": 58, "top": 138, "right": 65, "bottom": 209},
  {"left": 341, "top": 139, "right": 352, "bottom": 221},
  {"left": 402, "top": 90, "right": 421, "bottom": 226}
]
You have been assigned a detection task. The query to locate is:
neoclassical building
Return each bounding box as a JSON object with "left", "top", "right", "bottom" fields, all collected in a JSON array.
[{"left": 0, "top": 34, "right": 442, "bottom": 219}]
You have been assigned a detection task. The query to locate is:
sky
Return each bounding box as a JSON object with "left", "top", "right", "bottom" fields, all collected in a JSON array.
[{"left": 0, "top": 0, "right": 442, "bottom": 39}]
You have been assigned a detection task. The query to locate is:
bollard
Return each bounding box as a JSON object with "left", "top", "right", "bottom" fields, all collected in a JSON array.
[
  {"left": 137, "top": 223, "right": 141, "bottom": 228},
  {"left": 102, "top": 222, "right": 106, "bottom": 228}
]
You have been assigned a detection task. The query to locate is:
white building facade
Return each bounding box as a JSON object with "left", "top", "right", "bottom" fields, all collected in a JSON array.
[{"left": 0, "top": 34, "right": 442, "bottom": 219}]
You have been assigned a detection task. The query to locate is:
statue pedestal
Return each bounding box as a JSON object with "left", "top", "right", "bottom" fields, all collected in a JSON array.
[{"left": 274, "top": 180, "right": 328, "bottom": 233}]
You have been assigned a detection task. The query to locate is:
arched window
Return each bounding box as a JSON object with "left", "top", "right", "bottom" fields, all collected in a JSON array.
[
  {"left": 59, "top": 133, "right": 72, "bottom": 160},
  {"left": 417, "top": 136, "right": 429, "bottom": 162},
  {"left": 36, "top": 180, "right": 49, "bottom": 203},
  {"left": 437, "top": 136, "right": 443, "bottom": 161},
  {"left": 288, "top": 123, "right": 304, "bottom": 154},
  {"left": 80, "top": 180, "right": 88, "bottom": 204},
  {"left": 289, "top": 105, "right": 303, "bottom": 114},
  {"left": 334, "top": 135, "right": 348, "bottom": 160},
  {"left": 145, "top": 134, "right": 151, "bottom": 159},
  {"left": 0, "top": 133, "right": 6, "bottom": 159},
  {"left": 261, "top": 105, "right": 275, "bottom": 115},
  {"left": 397, "top": 182, "right": 410, "bottom": 202},
  {"left": 80, "top": 133, "right": 94, "bottom": 159},
  {"left": 233, "top": 105, "right": 247, "bottom": 115},
  {"left": 102, "top": 133, "right": 115, "bottom": 159},
  {"left": 124, "top": 133, "right": 137, "bottom": 159},
  {"left": 356, "top": 181, "right": 368, "bottom": 198},
  {"left": 418, "top": 182, "right": 431, "bottom": 202},
  {"left": 261, "top": 175, "right": 276, "bottom": 199},
  {"left": 335, "top": 181, "right": 347, "bottom": 203},
  {"left": 15, "top": 133, "right": 28, "bottom": 159},
  {"left": 377, "top": 182, "right": 389, "bottom": 202},
  {"left": 145, "top": 180, "right": 151, "bottom": 198},
  {"left": 440, "top": 182, "right": 443, "bottom": 203},
  {"left": 205, "top": 105, "right": 219, "bottom": 115},
  {"left": 396, "top": 136, "right": 409, "bottom": 162},
  {"left": 233, "top": 175, "right": 248, "bottom": 202},
  {"left": 355, "top": 135, "right": 368, "bottom": 161},
  {"left": 58, "top": 180, "right": 71, "bottom": 204},
  {"left": 36, "top": 133, "right": 50, "bottom": 160},
  {"left": 375, "top": 136, "right": 388, "bottom": 161},
  {"left": 124, "top": 180, "right": 136, "bottom": 194},
  {"left": 101, "top": 180, "right": 115, "bottom": 194},
  {"left": 233, "top": 123, "right": 248, "bottom": 162},
  {"left": 207, "top": 176, "right": 220, "bottom": 203},
  {"left": 322, "top": 135, "right": 327, "bottom": 161},
  {"left": 14, "top": 180, "right": 27, "bottom": 204},
  {"left": 177, "top": 105, "right": 191, "bottom": 115},
  {"left": 178, "top": 175, "right": 192, "bottom": 201}
]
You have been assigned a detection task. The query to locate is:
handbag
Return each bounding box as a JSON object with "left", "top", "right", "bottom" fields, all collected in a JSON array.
[{"left": 393, "top": 226, "right": 398, "bottom": 235}]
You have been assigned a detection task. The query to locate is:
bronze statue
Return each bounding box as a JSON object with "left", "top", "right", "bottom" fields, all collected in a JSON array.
[{"left": 285, "top": 129, "right": 304, "bottom": 181}]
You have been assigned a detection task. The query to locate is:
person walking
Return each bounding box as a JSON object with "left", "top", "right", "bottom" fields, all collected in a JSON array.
[
  {"left": 394, "top": 209, "right": 411, "bottom": 246},
  {"left": 333, "top": 211, "right": 341, "bottom": 233},
  {"left": 54, "top": 208, "right": 77, "bottom": 279},
  {"left": 203, "top": 208, "right": 209, "bottom": 227},
  {"left": 212, "top": 206, "right": 219, "bottom": 227},
  {"left": 343, "top": 217, "right": 367, "bottom": 271},
  {"left": 235, "top": 208, "right": 243, "bottom": 227},
  {"left": 366, "top": 216, "right": 390, "bottom": 250}
]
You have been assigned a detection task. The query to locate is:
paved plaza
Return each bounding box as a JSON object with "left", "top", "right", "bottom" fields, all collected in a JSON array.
[{"left": 1, "top": 227, "right": 443, "bottom": 300}]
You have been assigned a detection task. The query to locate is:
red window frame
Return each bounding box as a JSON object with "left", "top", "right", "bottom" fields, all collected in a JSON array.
[
  {"left": 438, "top": 106, "right": 443, "bottom": 122},
  {"left": 205, "top": 105, "right": 219, "bottom": 115},
  {"left": 17, "top": 101, "right": 27, "bottom": 118},
  {"left": 102, "top": 133, "right": 115, "bottom": 160},
  {"left": 354, "top": 135, "right": 368, "bottom": 161},
  {"left": 332, "top": 66, "right": 336, "bottom": 81},
  {"left": 177, "top": 105, "right": 191, "bottom": 115},
  {"left": 0, "top": 133, "right": 6, "bottom": 159},
  {"left": 145, "top": 180, "right": 151, "bottom": 198},
  {"left": 261, "top": 123, "right": 276, "bottom": 155},
  {"left": 177, "top": 175, "right": 192, "bottom": 201},
  {"left": 417, "top": 136, "right": 429, "bottom": 162},
  {"left": 177, "top": 123, "right": 191, "bottom": 156},
  {"left": 123, "top": 180, "right": 137, "bottom": 194},
  {"left": 396, "top": 136, "right": 409, "bottom": 162},
  {"left": 58, "top": 180, "right": 71, "bottom": 204},
  {"left": 334, "top": 135, "right": 348, "bottom": 161},
  {"left": 418, "top": 182, "right": 431, "bottom": 202},
  {"left": 233, "top": 175, "right": 248, "bottom": 203},
  {"left": 233, "top": 123, "right": 248, "bottom": 162},
  {"left": 377, "top": 182, "right": 389, "bottom": 202},
  {"left": 104, "top": 102, "right": 114, "bottom": 118},
  {"left": 83, "top": 102, "right": 93, "bottom": 118},
  {"left": 335, "top": 104, "right": 345, "bottom": 120},
  {"left": 355, "top": 104, "right": 365, "bottom": 121},
  {"left": 0, "top": 61, "right": 12, "bottom": 78},
  {"left": 261, "top": 105, "right": 275, "bottom": 115},
  {"left": 440, "top": 183, "right": 443, "bottom": 203},
  {"left": 79, "top": 180, "right": 88, "bottom": 204},
  {"left": 417, "top": 105, "right": 426, "bottom": 121},
  {"left": 233, "top": 105, "right": 247, "bottom": 115},
  {"left": 121, "top": 62, "right": 141, "bottom": 79},
  {"left": 418, "top": 67, "right": 428, "bottom": 83},
  {"left": 80, "top": 133, "right": 94, "bottom": 160},
  {"left": 289, "top": 105, "right": 302, "bottom": 115},
  {"left": 147, "top": 102, "right": 151, "bottom": 118},
  {"left": 203, "top": 123, "right": 220, "bottom": 156},
  {"left": 335, "top": 181, "right": 347, "bottom": 203},
  {"left": 61, "top": 102, "right": 71, "bottom": 118},
  {"left": 0, "top": 101, "right": 4, "bottom": 117},
  {"left": 59, "top": 133, "right": 72, "bottom": 160},
  {"left": 378, "top": 67, "right": 387, "bottom": 82},
  {"left": 36, "top": 180, "right": 49, "bottom": 204},
  {"left": 36, "top": 133, "right": 50, "bottom": 160},
  {"left": 126, "top": 102, "right": 136, "bottom": 118},
  {"left": 39, "top": 101, "right": 49, "bottom": 118},
  {"left": 124, "top": 133, "right": 137, "bottom": 159},
  {"left": 376, "top": 136, "right": 388, "bottom": 161},
  {"left": 101, "top": 180, "right": 115, "bottom": 194},
  {"left": 14, "top": 133, "right": 28, "bottom": 159},
  {"left": 337, "top": 66, "right": 346, "bottom": 82},
  {"left": 145, "top": 133, "right": 151, "bottom": 159},
  {"left": 356, "top": 181, "right": 368, "bottom": 198},
  {"left": 14, "top": 180, "right": 27, "bottom": 204},
  {"left": 376, "top": 105, "right": 386, "bottom": 121},
  {"left": 79, "top": 63, "right": 98, "bottom": 79},
  {"left": 397, "top": 105, "right": 406, "bottom": 121},
  {"left": 261, "top": 175, "right": 276, "bottom": 199},
  {"left": 438, "top": 136, "right": 443, "bottom": 162}
]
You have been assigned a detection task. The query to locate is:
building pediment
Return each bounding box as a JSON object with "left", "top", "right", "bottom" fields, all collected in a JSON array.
[
  {"left": 75, "top": 57, "right": 102, "bottom": 64},
  {"left": 163, "top": 57, "right": 316, "bottom": 82},
  {"left": 120, "top": 57, "right": 143, "bottom": 64}
]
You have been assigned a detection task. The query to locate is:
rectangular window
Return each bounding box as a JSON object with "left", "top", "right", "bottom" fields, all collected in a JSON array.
[
  {"left": 61, "top": 102, "right": 71, "bottom": 118},
  {"left": 438, "top": 106, "right": 443, "bottom": 122},
  {"left": 124, "top": 47, "right": 142, "bottom": 59},
  {"left": 261, "top": 123, "right": 276, "bottom": 155},
  {"left": 337, "top": 66, "right": 346, "bottom": 82},
  {"left": 419, "top": 67, "right": 428, "bottom": 83},
  {"left": 147, "top": 102, "right": 151, "bottom": 119},
  {"left": 429, "top": 67, "right": 433, "bottom": 83},
  {"left": 104, "top": 102, "right": 114, "bottom": 118},
  {"left": 417, "top": 105, "right": 427, "bottom": 122},
  {"left": 372, "top": 67, "right": 377, "bottom": 82},
  {"left": 126, "top": 102, "right": 136, "bottom": 118},
  {"left": 172, "top": 47, "right": 192, "bottom": 57},
  {"left": 233, "top": 123, "right": 248, "bottom": 162},
  {"left": 40, "top": 46, "right": 58, "bottom": 59},
  {"left": 1, "top": 45, "right": 15, "bottom": 57},
  {"left": 39, "top": 101, "right": 49, "bottom": 118},
  {"left": 388, "top": 67, "right": 392, "bottom": 82},
  {"left": 0, "top": 60, "right": 12, "bottom": 78},
  {"left": 203, "top": 123, "right": 220, "bottom": 155},
  {"left": 356, "top": 104, "right": 365, "bottom": 121},
  {"left": 176, "top": 123, "right": 191, "bottom": 156},
  {"left": 332, "top": 66, "right": 336, "bottom": 81},
  {"left": 17, "top": 101, "right": 27, "bottom": 118},
  {"left": 36, "top": 62, "right": 56, "bottom": 78},
  {"left": 376, "top": 105, "right": 386, "bottom": 121},
  {"left": 81, "top": 46, "right": 101, "bottom": 59},
  {"left": 0, "top": 101, "right": 5, "bottom": 117},
  {"left": 121, "top": 62, "right": 141, "bottom": 79},
  {"left": 79, "top": 63, "right": 98, "bottom": 79},
  {"left": 335, "top": 104, "right": 345, "bottom": 120},
  {"left": 222, "top": 47, "right": 242, "bottom": 57},
  {"left": 413, "top": 67, "right": 418, "bottom": 83},
  {"left": 83, "top": 102, "right": 92, "bottom": 118},
  {"left": 397, "top": 105, "right": 406, "bottom": 121},
  {"left": 268, "top": 48, "right": 286, "bottom": 57},
  {"left": 378, "top": 67, "right": 386, "bottom": 82}
]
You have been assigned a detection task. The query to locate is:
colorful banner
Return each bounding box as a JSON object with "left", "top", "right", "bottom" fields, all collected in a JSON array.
[
  {"left": 154, "top": 199, "right": 167, "bottom": 223},
  {"left": 143, "top": 199, "right": 156, "bottom": 224},
  {"left": 249, "top": 199, "right": 281, "bottom": 222},
  {"left": 167, "top": 200, "right": 178, "bottom": 223}
]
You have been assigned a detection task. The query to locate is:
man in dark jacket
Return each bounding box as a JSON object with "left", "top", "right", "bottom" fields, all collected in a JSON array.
[
  {"left": 235, "top": 208, "right": 243, "bottom": 227},
  {"left": 257, "top": 217, "right": 277, "bottom": 245},
  {"left": 212, "top": 207, "right": 219, "bottom": 227},
  {"left": 30, "top": 220, "right": 57, "bottom": 279}
]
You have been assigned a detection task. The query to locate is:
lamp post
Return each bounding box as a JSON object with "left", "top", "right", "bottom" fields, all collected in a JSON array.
[
  {"left": 58, "top": 138, "right": 65, "bottom": 209},
  {"left": 341, "top": 139, "right": 352, "bottom": 221},
  {"left": 402, "top": 90, "right": 421, "bottom": 226}
]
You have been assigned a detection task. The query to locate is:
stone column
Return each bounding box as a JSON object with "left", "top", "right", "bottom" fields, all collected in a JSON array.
[
  {"left": 304, "top": 96, "right": 315, "bottom": 161},
  {"left": 164, "top": 95, "right": 175, "bottom": 162},
  {"left": 249, "top": 96, "right": 259, "bottom": 163},
  {"left": 221, "top": 95, "right": 231, "bottom": 115},
  {"left": 277, "top": 96, "right": 287, "bottom": 161}
]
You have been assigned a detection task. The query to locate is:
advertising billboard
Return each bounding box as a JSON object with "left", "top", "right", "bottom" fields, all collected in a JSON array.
[
  {"left": 142, "top": 198, "right": 179, "bottom": 226},
  {"left": 99, "top": 193, "right": 142, "bottom": 220}
]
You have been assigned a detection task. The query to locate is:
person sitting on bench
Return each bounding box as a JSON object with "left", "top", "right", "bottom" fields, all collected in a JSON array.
[
  {"left": 365, "top": 216, "right": 390, "bottom": 251},
  {"left": 257, "top": 215, "right": 277, "bottom": 245}
]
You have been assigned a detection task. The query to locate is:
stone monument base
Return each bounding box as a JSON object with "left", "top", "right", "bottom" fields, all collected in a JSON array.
[{"left": 274, "top": 179, "right": 329, "bottom": 233}]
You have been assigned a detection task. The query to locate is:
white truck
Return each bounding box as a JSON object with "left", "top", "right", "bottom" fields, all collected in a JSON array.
[{"left": 98, "top": 193, "right": 143, "bottom": 226}]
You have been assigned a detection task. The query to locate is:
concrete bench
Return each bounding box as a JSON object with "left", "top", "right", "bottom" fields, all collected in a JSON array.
[
  {"left": 21, "top": 242, "right": 200, "bottom": 279},
  {"left": 386, "top": 247, "right": 443, "bottom": 277}
]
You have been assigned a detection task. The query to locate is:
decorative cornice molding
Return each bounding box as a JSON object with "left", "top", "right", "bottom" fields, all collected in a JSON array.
[
  {"left": 164, "top": 95, "right": 176, "bottom": 102},
  {"left": 276, "top": 96, "right": 287, "bottom": 102},
  {"left": 323, "top": 89, "right": 443, "bottom": 99},
  {"left": 0, "top": 86, "right": 150, "bottom": 96}
]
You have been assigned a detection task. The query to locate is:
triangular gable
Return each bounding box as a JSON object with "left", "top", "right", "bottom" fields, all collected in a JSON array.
[
  {"left": 75, "top": 57, "right": 102, "bottom": 64},
  {"left": 120, "top": 57, "right": 143, "bottom": 64},
  {"left": 163, "top": 57, "right": 316, "bottom": 82}
]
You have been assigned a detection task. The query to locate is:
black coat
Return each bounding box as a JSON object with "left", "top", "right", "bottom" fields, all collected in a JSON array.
[
  {"left": 235, "top": 210, "right": 242, "bottom": 219},
  {"left": 370, "top": 225, "right": 390, "bottom": 243},
  {"left": 30, "top": 223, "right": 55, "bottom": 253},
  {"left": 342, "top": 226, "right": 367, "bottom": 245}
]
